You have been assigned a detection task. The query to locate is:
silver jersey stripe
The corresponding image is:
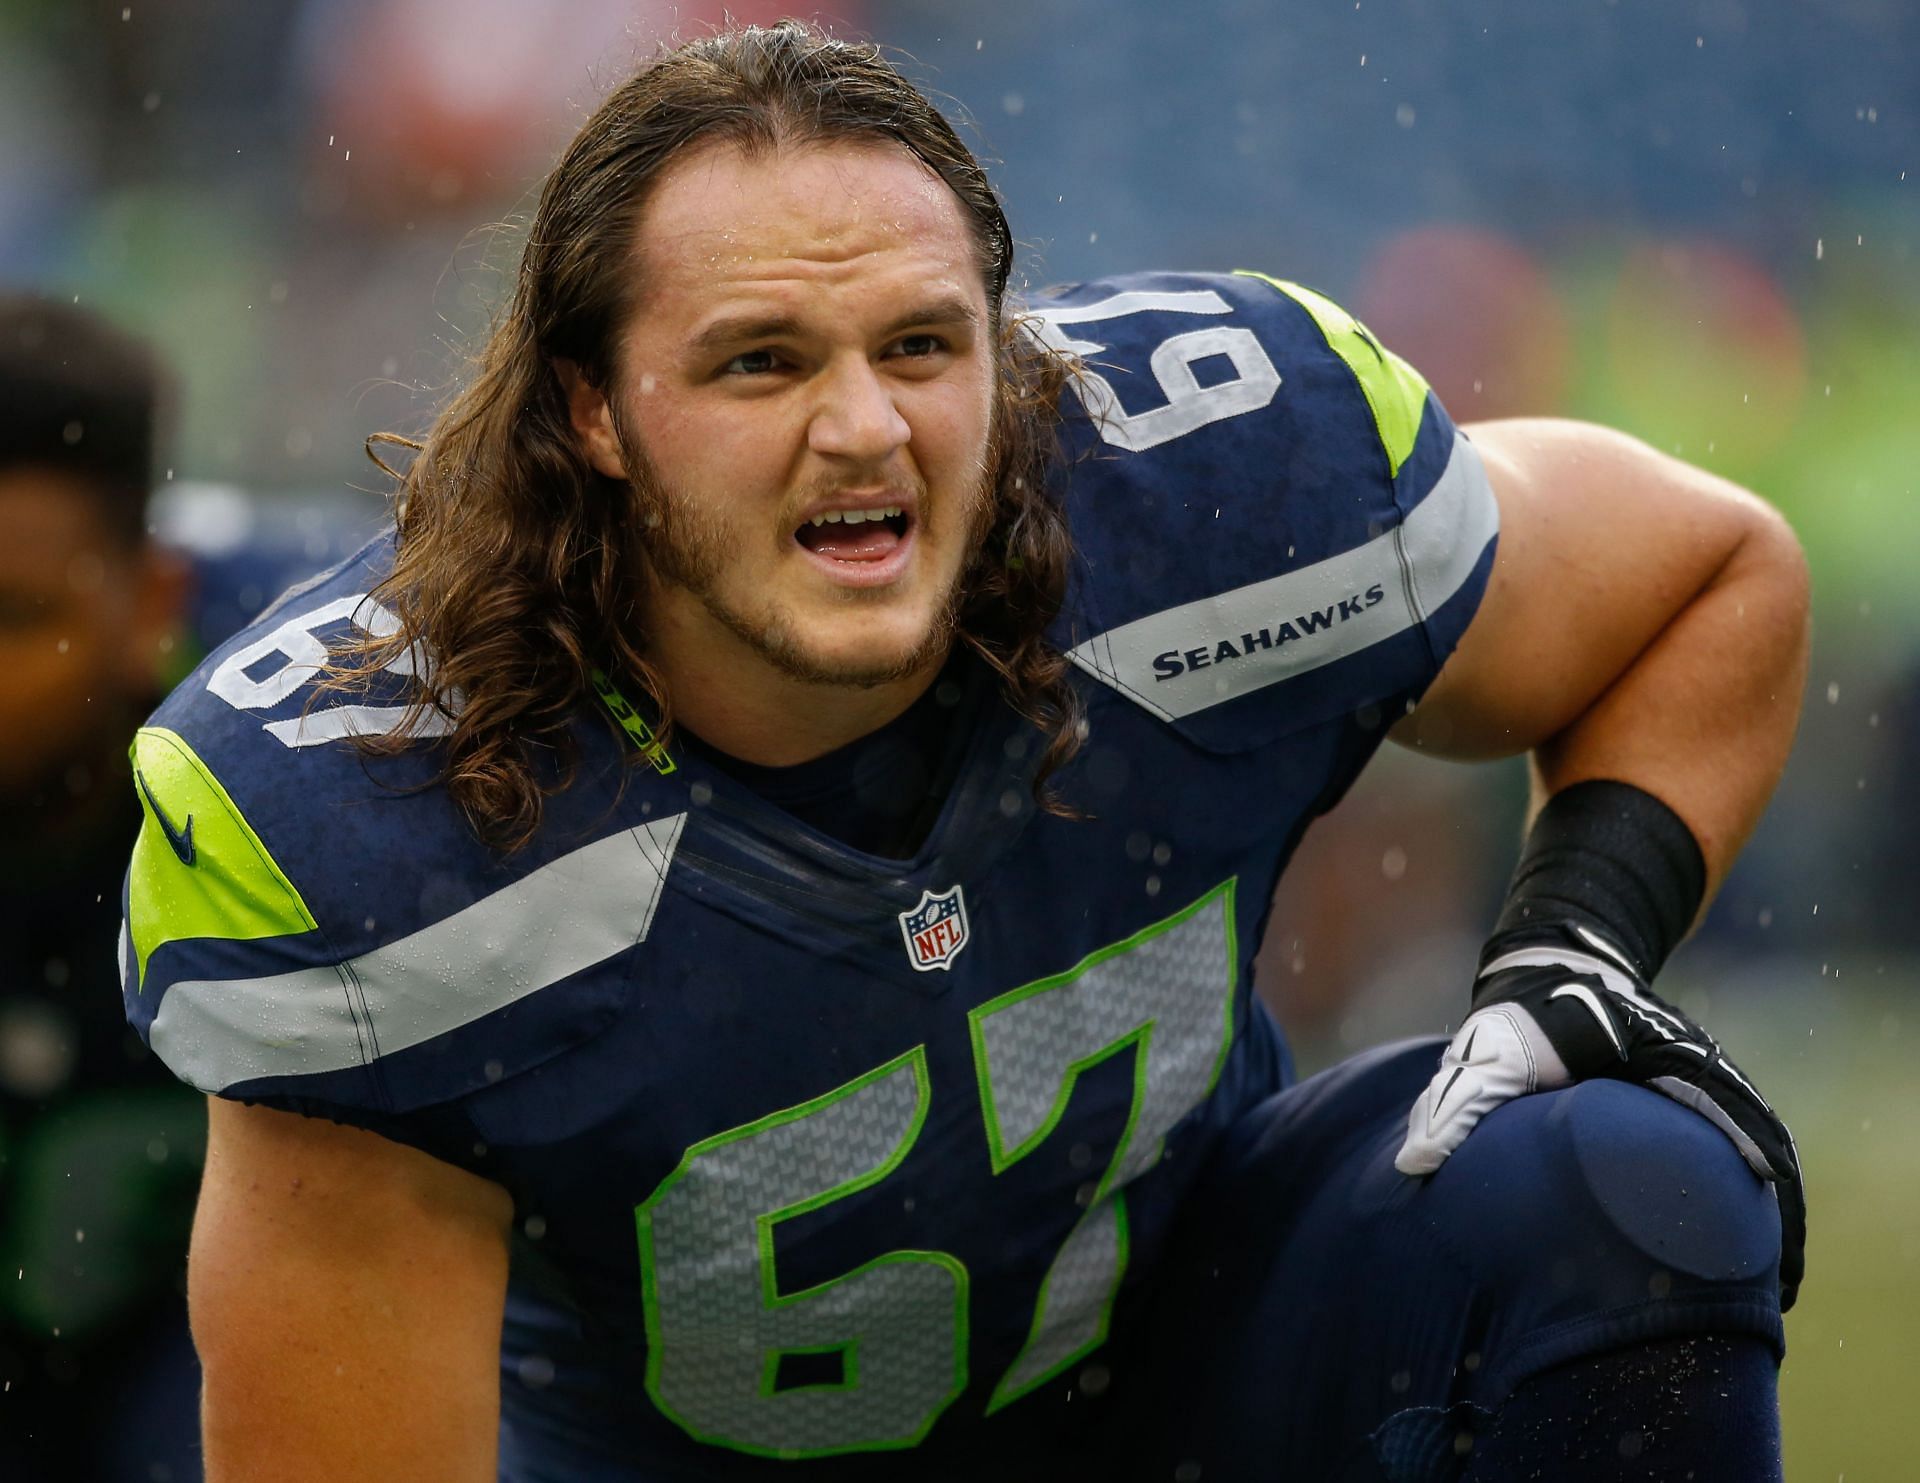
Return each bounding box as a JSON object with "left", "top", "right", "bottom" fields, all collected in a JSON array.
[
  {"left": 1066, "top": 432, "right": 1497, "bottom": 721},
  {"left": 151, "top": 813, "right": 685, "bottom": 1093},
  {"left": 264, "top": 702, "right": 456, "bottom": 749}
]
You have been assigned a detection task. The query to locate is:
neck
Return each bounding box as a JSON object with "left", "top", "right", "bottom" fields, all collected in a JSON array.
[{"left": 644, "top": 613, "right": 950, "bottom": 768}]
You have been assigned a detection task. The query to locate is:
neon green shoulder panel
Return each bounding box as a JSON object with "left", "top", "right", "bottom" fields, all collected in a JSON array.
[
  {"left": 1235, "top": 270, "right": 1432, "bottom": 477},
  {"left": 127, "top": 726, "right": 317, "bottom": 991}
]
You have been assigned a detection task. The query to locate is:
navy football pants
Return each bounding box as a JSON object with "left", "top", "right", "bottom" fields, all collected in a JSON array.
[{"left": 1118, "top": 1037, "right": 1786, "bottom": 1481}]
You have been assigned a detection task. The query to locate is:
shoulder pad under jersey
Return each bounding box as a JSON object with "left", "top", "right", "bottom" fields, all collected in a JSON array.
[
  {"left": 120, "top": 530, "right": 683, "bottom": 1146},
  {"left": 1031, "top": 269, "right": 1498, "bottom": 753}
]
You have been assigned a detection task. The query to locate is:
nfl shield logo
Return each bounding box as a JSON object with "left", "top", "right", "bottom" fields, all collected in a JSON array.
[{"left": 899, "top": 885, "right": 970, "bottom": 972}]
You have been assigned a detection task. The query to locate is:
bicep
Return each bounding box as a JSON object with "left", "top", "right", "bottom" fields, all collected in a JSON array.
[
  {"left": 191, "top": 1098, "right": 514, "bottom": 1483},
  {"left": 1392, "top": 417, "right": 1791, "bottom": 760}
]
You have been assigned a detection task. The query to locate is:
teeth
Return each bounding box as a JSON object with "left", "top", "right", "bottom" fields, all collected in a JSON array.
[{"left": 806, "top": 505, "right": 905, "bottom": 527}]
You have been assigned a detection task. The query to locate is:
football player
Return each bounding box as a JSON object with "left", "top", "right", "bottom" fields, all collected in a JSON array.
[{"left": 123, "top": 23, "right": 1807, "bottom": 1482}]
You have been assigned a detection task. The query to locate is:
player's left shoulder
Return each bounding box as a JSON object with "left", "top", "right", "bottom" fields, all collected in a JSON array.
[{"left": 1033, "top": 269, "right": 1498, "bottom": 749}]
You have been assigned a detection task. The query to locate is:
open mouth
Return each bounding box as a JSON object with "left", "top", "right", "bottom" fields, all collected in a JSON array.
[{"left": 794, "top": 506, "right": 913, "bottom": 563}]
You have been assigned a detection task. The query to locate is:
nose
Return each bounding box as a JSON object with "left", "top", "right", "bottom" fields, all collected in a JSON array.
[{"left": 808, "top": 355, "right": 911, "bottom": 464}]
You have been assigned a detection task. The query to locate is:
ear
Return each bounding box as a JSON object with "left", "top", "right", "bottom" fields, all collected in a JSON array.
[
  {"left": 553, "top": 359, "right": 630, "bottom": 482},
  {"left": 120, "top": 541, "right": 192, "bottom": 695}
]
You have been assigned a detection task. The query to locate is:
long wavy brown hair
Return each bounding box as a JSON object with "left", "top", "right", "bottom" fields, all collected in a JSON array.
[{"left": 339, "top": 21, "right": 1081, "bottom": 851}]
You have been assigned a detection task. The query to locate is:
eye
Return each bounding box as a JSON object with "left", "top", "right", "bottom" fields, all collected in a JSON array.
[
  {"left": 890, "top": 334, "right": 947, "bottom": 359},
  {"left": 722, "top": 348, "right": 782, "bottom": 376}
]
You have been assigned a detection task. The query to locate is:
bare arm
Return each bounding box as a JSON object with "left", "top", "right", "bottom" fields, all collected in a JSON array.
[
  {"left": 1392, "top": 417, "right": 1811, "bottom": 897},
  {"left": 190, "top": 1098, "right": 514, "bottom": 1483}
]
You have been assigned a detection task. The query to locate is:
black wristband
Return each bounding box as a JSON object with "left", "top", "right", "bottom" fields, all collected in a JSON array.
[{"left": 1485, "top": 779, "right": 1707, "bottom": 980}]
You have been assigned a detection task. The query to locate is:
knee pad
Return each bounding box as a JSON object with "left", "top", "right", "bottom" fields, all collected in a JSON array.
[{"left": 1418, "top": 1077, "right": 1784, "bottom": 1394}]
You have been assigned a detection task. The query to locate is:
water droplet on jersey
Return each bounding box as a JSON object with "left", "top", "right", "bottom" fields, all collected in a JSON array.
[{"left": 517, "top": 1353, "right": 557, "bottom": 1389}]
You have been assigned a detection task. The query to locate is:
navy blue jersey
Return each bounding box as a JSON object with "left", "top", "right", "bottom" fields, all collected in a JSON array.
[{"left": 121, "top": 272, "right": 1498, "bottom": 1479}]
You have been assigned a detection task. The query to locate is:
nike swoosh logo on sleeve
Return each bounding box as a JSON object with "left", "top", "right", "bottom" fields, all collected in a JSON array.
[{"left": 136, "top": 768, "right": 197, "bottom": 866}]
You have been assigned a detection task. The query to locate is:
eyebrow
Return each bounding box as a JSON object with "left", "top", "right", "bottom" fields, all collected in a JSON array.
[{"left": 686, "top": 294, "right": 982, "bottom": 356}]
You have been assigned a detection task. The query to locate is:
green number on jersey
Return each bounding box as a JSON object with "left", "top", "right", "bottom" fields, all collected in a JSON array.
[
  {"left": 635, "top": 1047, "right": 968, "bottom": 1458},
  {"left": 969, "top": 880, "right": 1237, "bottom": 1410},
  {"left": 634, "top": 882, "right": 1237, "bottom": 1454}
]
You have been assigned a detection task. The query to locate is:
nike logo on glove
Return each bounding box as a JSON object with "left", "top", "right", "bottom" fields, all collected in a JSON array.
[
  {"left": 1397, "top": 1001, "right": 1569, "bottom": 1164},
  {"left": 1547, "top": 983, "right": 1624, "bottom": 1056},
  {"left": 136, "top": 768, "right": 196, "bottom": 866}
]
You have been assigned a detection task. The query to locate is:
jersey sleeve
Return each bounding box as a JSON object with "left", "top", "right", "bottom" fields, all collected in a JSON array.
[
  {"left": 1043, "top": 269, "right": 1498, "bottom": 758},
  {"left": 120, "top": 551, "right": 670, "bottom": 1173}
]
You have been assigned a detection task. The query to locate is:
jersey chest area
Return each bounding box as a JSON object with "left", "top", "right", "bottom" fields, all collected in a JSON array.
[
  {"left": 474, "top": 682, "right": 1326, "bottom": 1166},
  {"left": 455, "top": 697, "right": 1328, "bottom": 1461}
]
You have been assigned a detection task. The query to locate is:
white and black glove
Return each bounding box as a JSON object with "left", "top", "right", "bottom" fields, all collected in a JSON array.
[{"left": 1394, "top": 921, "right": 1805, "bottom": 1309}]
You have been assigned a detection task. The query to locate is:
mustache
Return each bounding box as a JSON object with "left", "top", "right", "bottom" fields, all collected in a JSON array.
[{"left": 779, "top": 471, "right": 928, "bottom": 526}]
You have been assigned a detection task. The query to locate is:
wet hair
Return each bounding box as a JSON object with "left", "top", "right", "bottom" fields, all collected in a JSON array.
[
  {"left": 346, "top": 20, "right": 1079, "bottom": 851},
  {"left": 0, "top": 295, "right": 166, "bottom": 546}
]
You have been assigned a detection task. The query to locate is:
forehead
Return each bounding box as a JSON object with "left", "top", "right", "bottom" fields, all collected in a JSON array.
[{"left": 631, "top": 138, "right": 983, "bottom": 321}]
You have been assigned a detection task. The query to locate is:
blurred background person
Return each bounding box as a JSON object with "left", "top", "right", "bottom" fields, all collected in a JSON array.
[{"left": 0, "top": 296, "right": 202, "bottom": 1481}]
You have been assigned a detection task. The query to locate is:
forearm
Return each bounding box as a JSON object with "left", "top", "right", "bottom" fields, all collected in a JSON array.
[{"left": 1527, "top": 507, "right": 1809, "bottom": 896}]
